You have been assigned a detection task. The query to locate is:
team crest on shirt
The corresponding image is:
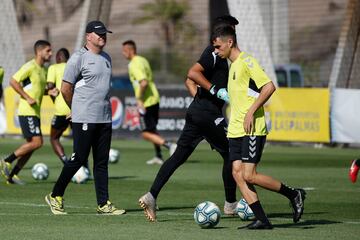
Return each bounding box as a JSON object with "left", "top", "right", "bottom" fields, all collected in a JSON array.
[{"left": 233, "top": 72, "right": 236, "bottom": 80}]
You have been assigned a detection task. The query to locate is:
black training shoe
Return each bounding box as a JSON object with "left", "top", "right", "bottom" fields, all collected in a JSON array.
[
  {"left": 240, "top": 220, "right": 273, "bottom": 230},
  {"left": 290, "top": 189, "right": 306, "bottom": 223}
]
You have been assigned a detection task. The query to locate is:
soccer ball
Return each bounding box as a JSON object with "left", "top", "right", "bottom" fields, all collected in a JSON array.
[
  {"left": 31, "top": 163, "right": 49, "bottom": 180},
  {"left": 236, "top": 198, "right": 255, "bottom": 221},
  {"left": 71, "top": 166, "right": 89, "bottom": 184},
  {"left": 109, "top": 148, "right": 120, "bottom": 163},
  {"left": 194, "top": 201, "right": 221, "bottom": 228}
]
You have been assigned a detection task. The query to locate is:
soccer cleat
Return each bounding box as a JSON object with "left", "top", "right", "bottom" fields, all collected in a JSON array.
[
  {"left": 146, "top": 157, "right": 164, "bottom": 165},
  {"left": 239, "top": 220, "right": 273, "bottom": 230},
  {"left": 97, "top": 200, "right": 126, "bottom": 215},
  {"left": 349, "top": 159, "right": 359, "bottom": 183},
  {"left": 6, "top": 175, "right": 26, "bottom": 185},
  {"left": 139, "top": 192, "right": 157, "bottom": 222},
  {"left": 0, "top": 159, "right": 12, "bottom": 180},
  {"left": 224, "top": 201, "right": 237, "bottom": 215},
  {"left": 169, "top": 143, "right": 177, "bottom": 156},
  {"left": 45, "top": 193, "right": 67, "bottom": 215},
  {"left": 290, "top": 189, "right": 306, "bottom": 223}
]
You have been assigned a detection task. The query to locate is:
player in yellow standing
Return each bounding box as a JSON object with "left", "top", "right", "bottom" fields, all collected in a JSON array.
[
  {"left": 122, "top": 40, "right": 176, "bottom": 165},
  {"left": 47, "top": 48, "right": 71, "bottom": 164},
  {"left": 212, "top": 26, "right": 306, "bottom": 229},
  {"left": 0, "top": 40, "right": 52, "bottom": 184}
]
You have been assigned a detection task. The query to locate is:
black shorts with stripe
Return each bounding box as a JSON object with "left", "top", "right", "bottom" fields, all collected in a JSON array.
[
  {"left": 51, "top": 115, "right": 71, "bottom": 130},
  {"left": 229, "top": 136, "right": 266, "bottom": 164},
  {"left": 18, "top": 116, "right": 42, "bottom": 139},
  {"left": 140, "top": 103, "right": 159, "bottom": 132}
]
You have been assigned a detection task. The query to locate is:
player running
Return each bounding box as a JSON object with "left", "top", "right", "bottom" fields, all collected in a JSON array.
[{"left": 138, "top": 16, "right": 239, "bottom": 222}]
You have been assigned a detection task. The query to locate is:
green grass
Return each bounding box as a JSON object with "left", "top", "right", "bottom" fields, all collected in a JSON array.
[{"left": 0, "top": 137, "right": 360, "bottom": 240}]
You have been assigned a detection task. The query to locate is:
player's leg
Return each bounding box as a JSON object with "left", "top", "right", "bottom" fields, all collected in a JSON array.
[
  {"left": 140, "top": 104, "right": 176, "bottom": 158},
  {"left": 139, "top": 112, "right": 203, "bottom": 221},
  {"left": 229, "top": 137, "right": 272, "bottom": 229},
  {"left": 50, "top": 115, "right": 70, "bottom": 163},
  {"left": 50, "top": 123, "right": 91, "bottom": 196},
  {"left": 240, "top": 136, "right": 306, "bottom": 223},
  {"left": 92, "top": 123, "right": 125, "bottom": 215},
  {"left": 1, "top": 116, "right": 43, "bottom": 181},
  {"left": 349, "top": 158, "right": 360, "bottom": 183},
  {"left": 46, "top": 122, "right": 93, "bottom": 215},
  {"left": 6, "top": 150, "right": 33, "bottom": 185},
  {"left": 201, "top": 114, "right": 237, "bottom": 214}
]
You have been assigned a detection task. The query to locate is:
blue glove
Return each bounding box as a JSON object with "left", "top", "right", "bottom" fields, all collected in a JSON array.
[{"left": 210, "top": 85, "right": 229, "bottom": 103}]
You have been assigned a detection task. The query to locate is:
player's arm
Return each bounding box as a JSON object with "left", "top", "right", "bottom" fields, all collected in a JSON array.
[
  {"left": 184, "top": 78, "right": 197, "bottom": 97},
  {"left": 9, "top": 78, "right": 36, "bottom": 105},
  {"left": 61, "top": 81, "right": 73, "bottom": 109},
  {"left": 187, "top": 63, "right": 212, "bottom": 91},
  {"left": 244, "top": 81, "right": 276, "bottom": 134},
  {"left": 188, "top": 60, "right": 229, "bottom": 102}
]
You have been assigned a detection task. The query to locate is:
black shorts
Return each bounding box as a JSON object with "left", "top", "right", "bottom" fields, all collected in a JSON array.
[
  {"left": 176, "top": 108, "right": 228, "bottom": 153},
  {"left": 140, "top": 103, "right": 159, "bottom": 132},
  {"left": 229, "top": 136, "right": 266, "bottom": 164},
  {"left": 51, "top": 115, "right": 71, "bottom": 130},
  {"left": 19, "top": 116, "right": 42, "bottom": 138}
]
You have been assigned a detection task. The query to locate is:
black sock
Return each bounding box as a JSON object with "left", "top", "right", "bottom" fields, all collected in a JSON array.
[
  {"left": 154, "top": 145, "right": 163, "bottom": 159},
  {"left": 249, "top": 201, "right": 270, "bottom": 224},
  {"left": 279, "top": 183, "right": 297, "bottom": 200},
  {"left": 163, "top": 141, "right": 172, "bottom": 149},
  {"left": 9, "top": 165, "right": 21, "bottom": 178},
  {"left": 4, "top": 153, "right": 17, "bottom": 163},
  {"left": 356, "top": 159, "right": 360, "bottom": 167}
]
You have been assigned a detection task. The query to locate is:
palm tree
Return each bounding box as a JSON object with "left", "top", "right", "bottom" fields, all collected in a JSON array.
[{"left": 133, "top": 0, "right": 194, "bottom": 74}]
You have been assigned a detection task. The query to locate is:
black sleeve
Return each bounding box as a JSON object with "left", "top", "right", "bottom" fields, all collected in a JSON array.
[{"left": 197, "top": 45, "right": 215, "bottom": 72}]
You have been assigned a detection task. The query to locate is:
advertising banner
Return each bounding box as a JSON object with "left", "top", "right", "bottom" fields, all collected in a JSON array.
[
  {"left": 331, "top": 88, "right": 360, "bottom": 143},
  {"left": 265, "top": 88, "right": 330, "bottom": 142},
  {"left": 111, "top": 89, "right": 191, "bottom": 138}
]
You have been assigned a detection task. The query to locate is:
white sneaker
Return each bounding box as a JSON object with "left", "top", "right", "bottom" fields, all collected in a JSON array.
[
  {"left": 146, "top": 157, "right": 164, "bottom": 165},
  {"left": 139, "top": 192, "right": 156, "bottom": 221},
  {"left": 224, "top": 201, "right": 238, "bottom": 215},
  {"left": 169, "top": 143, "right": 177, "bottom": 156}
]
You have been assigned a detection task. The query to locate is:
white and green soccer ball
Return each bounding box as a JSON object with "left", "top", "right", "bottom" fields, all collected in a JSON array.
[
  {"left": 194, "top": 201, "right": 221, "bottom": 228},
  {"left": 31, "top": 163, "right": 49, "bottom": 180},
  {"left": 236, "top": 198, "right": 255, "bottom": 221},
  {"left": 109, "top": 148, "right": 120, "bottom": 163},
  {"left": 71, "top": 166, "right": 89, "bottom": 184}
]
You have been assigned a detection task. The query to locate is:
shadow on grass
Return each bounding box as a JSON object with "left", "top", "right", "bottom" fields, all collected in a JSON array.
[{"left": 272, "top": 219, "right": 341, "bottom": 229}]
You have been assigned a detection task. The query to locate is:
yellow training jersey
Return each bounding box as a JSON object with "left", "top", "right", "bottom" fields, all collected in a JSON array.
[
  {"left": 12, "top": 59, "right": 47, "bottom": 117},
  {"left": 0, "top": 67, "right": 4, "bottom": 84},
  {"left": 128, "top": 55, "right": 160, "bottom": 108},
  {"left": 227, "top": 52, "right": 272, "bottom": 138},
  {"left": 47, "top": 63, "right": 70, "bottom": 116}
]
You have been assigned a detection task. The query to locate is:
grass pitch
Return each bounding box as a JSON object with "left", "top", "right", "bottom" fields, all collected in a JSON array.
[{"left": 0, "top": 137, "right": 360, "bottom": 240}]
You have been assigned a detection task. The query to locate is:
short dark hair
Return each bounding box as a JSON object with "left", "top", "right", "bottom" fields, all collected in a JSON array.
[
  {"left": 56, "top": 48, "right": 70, "bottom": 62},
  {"left": 212, "top": 15, "right": 238, "bottom": 35},
  {"left": 33, "top": 40, "right": 51, "bottom": 54},
  {"left": 122, "top": 40, "right": 137, "bottom": 52},
  {"left": 211, "top": 25, "right": 237, "bottom": 44},
  {"left": 215, "top": 15, "right": 239, "bottom": 26}
]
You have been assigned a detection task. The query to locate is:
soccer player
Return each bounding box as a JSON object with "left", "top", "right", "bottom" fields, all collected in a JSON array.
[
  {"left": 349, "top": 159, "right": 360, "bottom": 183},
  {"left": 46, "top": 48, "right": 71, "bottom": 164},
  {"left": 0, "top": 66, "right": 4, "bottom": 100},
  {"left": 138, "top": 16, "right": 239, "bottom": 222},
  {"left": 0, "top": 40, "right": 52, "bottom": 185},
  {"left": 45, "top": 20, "right": 125, "bottom": 215},
  {"left": 121, "top": 40, "right": 176, "bottom": 165},
  {"left": 212, "top": 25, "right": 306, "bottom": 229}
]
